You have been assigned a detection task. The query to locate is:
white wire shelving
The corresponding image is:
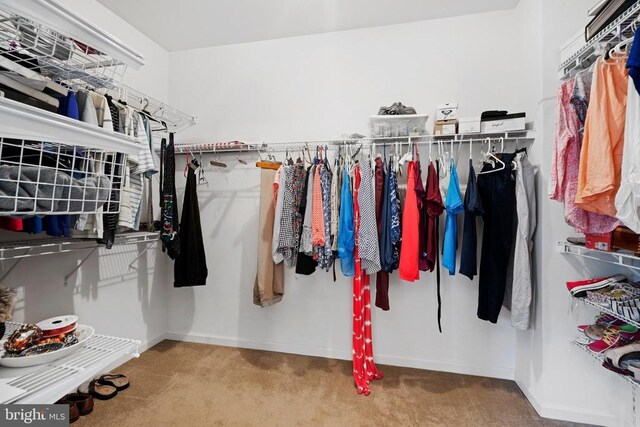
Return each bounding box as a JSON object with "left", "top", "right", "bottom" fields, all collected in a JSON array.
[
  {"left": 570, "top": 338, "right": 640, "bottom": 389},
  {"left": 558, "top": 0, "right": 640, "bottom": 80},
  {"left": 0, "top": 0, "right": 194, "bottom": 132},
  {"left": 174, "top": 130, "right": 535, "bottom": 155},
  {"left": 0, "top": 321, "right": 140, "bottom": 404},
  {"left": 557, "top": 241, "right": 640, "bottom": 271},
  {"left": 0, "top": 231, "right": 159, "bottom": 284},
  {"left": 575, "top": 296, "right": 640, "bottom": 330}
]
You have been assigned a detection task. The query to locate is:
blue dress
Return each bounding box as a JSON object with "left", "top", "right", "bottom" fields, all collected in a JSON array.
[
  {"left": 338, "top": 167, "right": 355, "bottom": 277},
  {"left": 442, "top": 159, "right": 464, "bottom": 275}
]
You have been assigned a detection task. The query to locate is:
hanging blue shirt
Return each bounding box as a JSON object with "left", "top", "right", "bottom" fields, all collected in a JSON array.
[
  {"left": 627, "top": 32, "right": 640, "bottom": 95},
  {"left": 442, "top": 159, "right": 464, "bottom": 275},
  {"left": 338, "top": 166, "right": 355, "bottom": 277}
]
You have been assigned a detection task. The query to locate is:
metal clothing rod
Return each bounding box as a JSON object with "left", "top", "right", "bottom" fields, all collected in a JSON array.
[{"left": 174, "top": 131, "right": 535, "bottom": 155}]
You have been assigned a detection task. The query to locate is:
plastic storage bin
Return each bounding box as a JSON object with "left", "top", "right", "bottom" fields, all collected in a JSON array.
[{"left": 369, "top": 114, "right": 428, "bottom": 137}]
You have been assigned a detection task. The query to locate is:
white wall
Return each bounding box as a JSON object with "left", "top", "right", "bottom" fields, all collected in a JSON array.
[
  {"left": 165, "top": 9, "right": 540, "bottom": 381},
  {"left": 5, "top": 0, "right": 171, "bottom": 350}
]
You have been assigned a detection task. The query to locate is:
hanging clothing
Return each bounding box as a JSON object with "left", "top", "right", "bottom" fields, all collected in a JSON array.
[
  {"left": 317, "top": 163, "right": 334, "bottom": 271},
  {"left": 442, "top": 160, "right": 463, "bottom": 275},
  {"left": 628, "top": 31, "right": 640, "bottom": 94},
  {"left": 352, "top": 163, "right": 383, "bottom": 396},
  {"left": 414, "top": 162, "right": 428, "bottom": 272},
  {"left": 160, "top": 135, "right": 180, "bottom": 259},
  {"left": 255, "top": 168, "right": 285, "bottom": 305},
  {"left": 357, "top": 160, "right": 381, "bottom": 275},
  {"left": 507, "top": 152, "right": 536, "bottom": 330},
  {"left": 459, "top": 159, "right": 484, "bottom": 280},
  {"left": 89, "top": 92, "right": 113, "bottom": 132},
  {"left": 311, "top": 166, "right": 325, "bottom": 247},
  {"left": 174, "top": 165, "right": 207, "bottom": 287},
  {"left": 549, "top": 76, "right": 619, "bottom": 233},
  {"left": 295, "top": 166, "right": 317, "bottom": 275},
  {"left": 275, "top": 166, "right": 295, "bottom": 265},
  {"left": 399, "top": 161, "right": 419, "bottom": 282},
  {"left": 615, "top": 78, "right": 640, "bottom": 232},
  {"left": 271, "top": 166, "right": 286, "bottom": 265},
  {"left": 338, "top": 166, "right": 355, "bottom": 277},
  {"left": 299, "top": 165, "right": 316, "bottom": 256},
  {"left": 576, "top": 57, "right": 628, "bottom": 217},
  {"left": 374, "top": 157, "right": 389, "bottom": 311},
  {"left": 477, "top": 153, "right": 517, "bottom": 323},
  {"left": 425, "top": 162, "right": 444, "bottom": 272},
  {"left": 330, "top": 159, "right": 341, "bottom": 251}
]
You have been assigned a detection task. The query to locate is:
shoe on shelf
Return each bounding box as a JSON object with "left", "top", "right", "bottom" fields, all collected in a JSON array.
[
  {"left": 55, "top": 397, "right": 80, "bottom": 424},
  {"left": 581, "top": 323, "right": 637, "bottom": 341},
  {"left": 566, "top": 274, "right": 627, "bottom": 297},
  {"left": 604, "top": 342, "right": 640, "bottom": 370}
]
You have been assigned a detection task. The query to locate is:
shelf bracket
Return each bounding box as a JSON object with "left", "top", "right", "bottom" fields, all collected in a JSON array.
[
  {"left": 64, "top": 247, "right": 99, "bottom": 286},
  {"left": 0, "top": 248, "right": 30, "bottom": 282},
  {"left": 128, "top": 241, "right": 157, "bottom": 271}
]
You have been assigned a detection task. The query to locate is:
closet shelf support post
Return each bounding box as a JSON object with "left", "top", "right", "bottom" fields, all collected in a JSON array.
[
  {"left": 0, "top": 248, "right": 30, "bottom": 282},
  {"left": 64, "top": 247, "right": 99, "bottom": 286},
  {"left": 128, "top": 241, "right": 157, "bottom": 271}
]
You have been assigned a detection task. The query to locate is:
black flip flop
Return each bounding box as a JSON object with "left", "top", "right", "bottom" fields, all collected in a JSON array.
[
  {"left": 98, "top": 373, "right": 130, "bottom": 391},
  {"left": 78, "top": 379, "right": 117, "bottom": 400}
]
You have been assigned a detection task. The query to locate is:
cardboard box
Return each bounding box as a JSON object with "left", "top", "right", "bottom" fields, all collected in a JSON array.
[
  {"left": 459, "top": 117, "right": 481, "bottom": 134},
  {"left": 480, "top": 112, "right": 526, "bottom": 133},
  {"left": 437, "top": 103, "right": 458, "bottom": 121},
  {"left": 434, "top": 119, "right": 458, "bottom": 136},
  {"left": 585, "top": 232, "right": 613, "bottom": 252}
]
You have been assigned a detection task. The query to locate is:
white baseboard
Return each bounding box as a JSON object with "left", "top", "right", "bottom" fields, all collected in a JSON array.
[
  {"left": 138, "top": 333, "right": 167, "bottom": 354},
  {"left": 516, "top": 380, "right": 623, "bottom": 426},
  {"left": 164, "top": 331, "right": 514, "bottom": 380}
]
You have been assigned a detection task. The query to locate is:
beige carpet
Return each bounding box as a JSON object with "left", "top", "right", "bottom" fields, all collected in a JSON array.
[{"left": 75, "top": 340, "right": 585, "bottom": 427}]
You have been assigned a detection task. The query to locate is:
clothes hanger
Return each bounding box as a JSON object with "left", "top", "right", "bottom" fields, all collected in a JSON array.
[
  {"left": 477, "top": 139, "right": 506, "bottom": 175},
  {"left": 209, "top": 146, "right": 228, "bottom": 168}
]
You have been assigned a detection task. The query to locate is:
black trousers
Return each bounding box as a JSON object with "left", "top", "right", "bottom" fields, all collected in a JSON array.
[{"left": 477, "top": 153, "right": 516, "bottom": 323}]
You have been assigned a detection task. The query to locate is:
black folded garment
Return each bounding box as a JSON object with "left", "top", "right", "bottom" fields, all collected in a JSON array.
[
  {"left": 481, "top": 110, "right": 509, "bottom": 120},
  {"left": 378, "top": 102, "right": 417, "bottom": 115}
]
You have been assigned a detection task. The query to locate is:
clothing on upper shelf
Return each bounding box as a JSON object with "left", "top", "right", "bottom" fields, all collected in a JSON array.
[
  {"left": 442, "top": 159, "right": 463, "bottom": 275},
  {"left": 549, "top": 74, "right": 619, "bottom": 234},
  {"left": 174, "top": 164, "right": 207, "bottom": 287},
  {"left": 615, "top": 76, "right": 640, "bottom": 232},
  {"left": 576, "top": 56, "right": 628, "bottom": 217}
]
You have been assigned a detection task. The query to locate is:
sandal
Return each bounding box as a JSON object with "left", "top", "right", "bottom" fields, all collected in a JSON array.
[
  {"left": 64, "top": 393, "right": 93, "bottom": 416},
  {"left": 78, "top": 379, "right": 117, "bottom": 400},
  {"left": 98, "top": 373, "right": 130, "bottom": 391},
  {"left": 604, "top": 342, "right": 640, "bottom": 370},
  {"left": 55, "top": 397, "right": 80, "bottom": 423}
]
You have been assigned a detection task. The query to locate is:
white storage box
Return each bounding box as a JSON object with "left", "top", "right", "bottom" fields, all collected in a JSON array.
[
  {"left": 369, "top": 114, "right": 428, "bottom": 137},
  {"left": 436, "top": 103, "right": 458, "bottom": 121},
  {"left": 480, "top": 113, "right": 526, "bottom": 133},
  {"left": 459, "top": 117, "right": 481, "bottom": 134}
]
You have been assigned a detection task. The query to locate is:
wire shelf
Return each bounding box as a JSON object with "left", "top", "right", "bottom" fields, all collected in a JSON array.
[
  {"left": 0, "top": 321, "right": 140, "bottom": 404},
  {"left": 0, "top": 137, "right": 124, "bottom": 216},
  {"left": 0, "top": 231, "right": 158, "bottom": 262},
  {"left": 571, "top": 338, "right": 640, "bottom": 389},
  {"left": 0, "top": 5, "right": 127, "bottom": 90},
  {"left": 558, "top": 0, "right": 640, "bottom": 80},
  {"left": 575, "top": 296, "right": 640, "bottom": 330},
  {"left": 557, "top": 241, "right": 640, "bottom": 271},
  {"left": 174, "top": 131, "right": 535, "bottom": 155}
]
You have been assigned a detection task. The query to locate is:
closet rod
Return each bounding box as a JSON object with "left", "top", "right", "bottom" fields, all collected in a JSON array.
[{"left": 174, "top": 132, "right": 535, "bottom": 154}]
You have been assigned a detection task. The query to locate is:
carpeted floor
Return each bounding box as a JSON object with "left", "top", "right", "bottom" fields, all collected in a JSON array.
[{"left": 75, "top": 340, "right": 586, "bottom": 427}]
